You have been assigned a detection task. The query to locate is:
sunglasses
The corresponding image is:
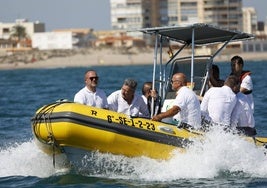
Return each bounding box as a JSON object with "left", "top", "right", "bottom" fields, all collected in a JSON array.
[
  {"left": 89, "top": 76, "right": 99, "bottom": 81},
  {"left": 170, "top": 80, "right": 181, "bottom": 84}
]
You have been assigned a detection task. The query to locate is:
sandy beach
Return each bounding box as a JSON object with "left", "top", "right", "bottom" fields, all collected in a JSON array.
[
  {"left": 1, "top": 49, "right": 267, "bottom": 70},
  {"left": 0, "top": 49, "right": 156, "bottom": 70}
]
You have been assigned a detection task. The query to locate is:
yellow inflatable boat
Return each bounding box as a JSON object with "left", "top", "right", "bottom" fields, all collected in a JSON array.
[
  {"left": 32, "top": 101, "right": 267, "bottom": 162},
  {"left": 31, "top": 101, "right": 203, "bottom": 160},
  {"left": 31, "top": 24, "right": 267, "bottom": 164}
]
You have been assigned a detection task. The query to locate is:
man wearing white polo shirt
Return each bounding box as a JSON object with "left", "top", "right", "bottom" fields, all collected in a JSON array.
[
  {"left": 151, "top": 73, "right": 201, "bottom": 129},
  {"left": 107, "top": 78, "right": 149, "bottom": 118},
  {"left": 74, "top": 70, "right": 109, "bottom": 109},
  {"left": 200, "top": 75, "right": 239, "bottom": 126},
  {"left": 231, "top": 91, "right": 256, "bottom": 136}
]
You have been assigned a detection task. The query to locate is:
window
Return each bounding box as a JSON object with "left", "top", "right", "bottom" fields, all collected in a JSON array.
[
  {"left": 255, "top": 43, "right": 261, "bottom": 52},
  {"left": 3, "top": 28, "right": 9, "bottom": 33}
]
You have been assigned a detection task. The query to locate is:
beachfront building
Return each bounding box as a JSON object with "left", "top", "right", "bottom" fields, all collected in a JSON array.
[
  {"left": 32, "top": 32, "right": 73, "bottom": 50},
  {"left": 242, "top": 7, "right": 257, "bottom": 34},
  {"left": 176, "top": 0, "right": 203, "bottom": 24},
  {"left": 0, "top": 19, "right": 45, "bottom": 50},
  {"left": 53, "top": 28, "right": 96, "bottom": 48},
  {"left": 32, "top": 29, "right": 96, "bottom": 50},
  {"left": 110, "top": 0, "right": 244, "bottom": 48},
  {"left": 203, "top": 0, "right": 243, "bottom": 31},
  {"left": 0, "top": 19, "right": 45, "bottom": 40},
  {"left": 110, "top": 0, "right": 165, "bottom": 39},
  {"left": 163, "top": 0, "right": 243, "bottom": 31},
  {"left": 110, "top": 0, "right": 243, "bottom": 32},
  {"left": 94, "top": 32, "right": 145, "bottom": 48}
]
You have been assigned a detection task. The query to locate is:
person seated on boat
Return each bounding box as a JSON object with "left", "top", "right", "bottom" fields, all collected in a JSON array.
[
  {"left": 107, "top": 78, "right": 150, "bottom": 118},
  {"left": 74, "top": 70, "right": 109, "bottom": 109},
  {"left": 151, "top": 73, "right": 201, "bottom": 129},
  {"left": 231, "top": 91, "right": 256, "bottom": 136},
  {"left": 230, "top": 55, "right": 254, "bottom": 113},
  {"left": 200, "top": 75, "right": 239, "bottom": 128},
  {"left": 209, "top": 64, "right": 224, "bottom": 87},
  {"left": 141, "top": 81, "right": 162, "bottom": 116},
  {"left": 198, "top": 64, "right": 224, "bottom": 101}
]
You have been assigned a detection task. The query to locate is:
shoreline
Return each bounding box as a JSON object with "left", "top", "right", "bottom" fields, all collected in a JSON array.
[{"left": 1, "top": 50, "right": 267, "bottom": 70}]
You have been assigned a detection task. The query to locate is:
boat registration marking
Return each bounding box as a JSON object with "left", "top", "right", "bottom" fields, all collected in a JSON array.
[{"left": 106, "top": 115, "right": 156, "bottom": 131}]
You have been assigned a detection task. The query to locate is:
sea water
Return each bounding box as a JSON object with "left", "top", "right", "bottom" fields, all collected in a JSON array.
[{"left": 0, "top": 61, "right": 267, "bottom": 187}]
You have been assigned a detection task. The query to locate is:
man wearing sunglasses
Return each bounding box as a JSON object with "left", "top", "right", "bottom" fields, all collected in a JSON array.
[{"left": 74, "top": 70, "right": 109, "bottom": 109}]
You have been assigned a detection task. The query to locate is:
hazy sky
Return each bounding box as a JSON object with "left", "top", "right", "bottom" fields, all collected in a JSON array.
[{"left": 0, "top": 0, "right": 266, "bottom": 31}]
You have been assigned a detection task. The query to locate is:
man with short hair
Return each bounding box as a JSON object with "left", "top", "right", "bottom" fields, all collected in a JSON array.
[
  {"left": 141, "top": 81, "right": 162, "bottom": 116},
  {"left": 230, "top": 55, "right": 254, "bottom": 112},
  {"left": 200, "top": 75, "right": 239, "bottom": 126},
  {"left": 141, "top": 82, "right": 153, "bottom": 104},
  {"left": 74, "top": 70, "right": 109, "bottom": 109},
  {"left": 108, "top": 78, "right": 149, "bottom": 117},
  {"left": 152, "top": 73, "right": 201, "bottom": 129}
]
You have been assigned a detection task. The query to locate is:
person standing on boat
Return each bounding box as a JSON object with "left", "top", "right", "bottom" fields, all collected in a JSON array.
[
  {"left": 141, "top": 82, "right": 162, "bottom": 116},
  {"left": 151, "top": 73, "right": 201, "bottom": 129},
  {"left": 230, "top": 55, "right": 254, "bottom": 113},
  {"left": 107, "top": 78, "right": 149, "bottom": 117},
  {"left": 74, "top": 70, "right": 109, "bottom": 109},
  {"left": 200, "top": 75, "right": 239, "bottom": 127},
  {"left": 231, "top": 91, "right": 256, "bottom": 136}
]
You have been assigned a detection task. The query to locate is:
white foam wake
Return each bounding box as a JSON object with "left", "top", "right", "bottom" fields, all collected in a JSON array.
[
  {"left": 0, "top": 140, "right": 69, "bottom": 178},
  {"left": 1, "top": 128, "right": 267, "bottom": 180},
  {"left": 79, "top": 127, "right": 267, "bottom": 180}
]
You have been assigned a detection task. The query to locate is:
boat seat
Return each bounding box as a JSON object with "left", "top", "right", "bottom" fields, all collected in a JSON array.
[
  {"left": 165, "top": 91, "right": 176, "bottom": 99},
  {"left": 166, "top": 56, "right": 209, "bottom": 96}
]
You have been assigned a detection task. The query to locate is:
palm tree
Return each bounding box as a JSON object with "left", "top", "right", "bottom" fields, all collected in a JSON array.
[{"left": 10, "top": 25, "right": 27, "bottom": 48}]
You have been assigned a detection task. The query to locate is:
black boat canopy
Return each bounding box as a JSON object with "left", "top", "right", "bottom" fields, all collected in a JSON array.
[{"left": 136, "top": 23, "right": 254, "bottom": 45}]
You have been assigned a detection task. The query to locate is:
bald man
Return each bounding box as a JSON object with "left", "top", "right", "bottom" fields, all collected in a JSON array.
[
  {"left": 74, "top": 70, "right": 108, "bottom": 109},
  {"left": 152, "top": 73, "right": 201, "bottom": 129}
]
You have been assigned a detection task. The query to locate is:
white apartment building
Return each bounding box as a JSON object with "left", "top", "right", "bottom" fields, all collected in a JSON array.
[
  {"left": 0, "top": 19, "right": 45, "bottom": 40},
  {"left": 177, "top": 0, "right": 203, "bottom": 25},
  {"left": 242, "top": 7, "right": 257, "bottom": 34},
  {"left": 111, "top": 0, "right": 143, "bottom": 30},
  {"left": 110, "top": 0, "right": 243, "bottom": 31},
  {"left": 32, "top": 32, "right": 73, "bottom": 50},
  {"left": 110, "top": 0, "right": 267, "bottom": 52},
  {"left": 110, "top": 0, "right": 144, "bottom": 39},
  {"left": 203, "top": 0, "right": 243, "bottom": 31}
]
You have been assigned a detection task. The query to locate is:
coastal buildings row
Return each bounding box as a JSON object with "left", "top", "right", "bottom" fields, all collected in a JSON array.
[
  {"left": 109, "top": 0, "right": 267, "bottom": 52},
  {"left": 110, "top": 0, "right": 266, "bottom": 36},
  {"left": 0, "top": 0, "right": 266, "bottom": 53}
]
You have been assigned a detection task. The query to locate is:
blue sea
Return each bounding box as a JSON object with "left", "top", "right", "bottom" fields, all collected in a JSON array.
[{"left": 0, "top": 61, "right": 267, "bottom": 187}]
